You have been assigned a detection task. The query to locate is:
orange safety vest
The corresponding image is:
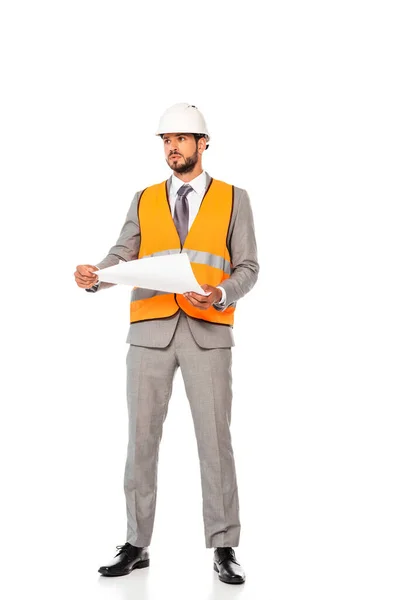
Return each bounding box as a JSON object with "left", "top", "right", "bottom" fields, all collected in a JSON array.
[{"left": 130, "top": 177, "right": 235, "bottom": 326}]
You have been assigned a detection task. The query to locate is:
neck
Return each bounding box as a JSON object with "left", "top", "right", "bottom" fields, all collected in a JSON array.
[{"left": 173, "top": 164, "right": 203, "bottom": 183}]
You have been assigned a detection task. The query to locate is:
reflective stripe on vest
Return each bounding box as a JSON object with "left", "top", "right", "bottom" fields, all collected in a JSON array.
[
  {"left": 130, "top": 177, "right": 235, "bottom": 326},
  {"left": 140, "top": 248, "right": 232, "bottom": 276}
]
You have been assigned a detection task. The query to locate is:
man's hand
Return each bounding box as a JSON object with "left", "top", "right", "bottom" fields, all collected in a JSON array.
[
  {"left": 74, "top": 264, "right": 99, "bottom": 289},
  {"left": 184, "top": 284, "right": 222, "bottom": 310}
]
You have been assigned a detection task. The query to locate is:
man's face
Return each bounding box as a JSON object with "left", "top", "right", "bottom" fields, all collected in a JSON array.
[{"left": 163, "top": 132, "right": 201, "bottom": 174}]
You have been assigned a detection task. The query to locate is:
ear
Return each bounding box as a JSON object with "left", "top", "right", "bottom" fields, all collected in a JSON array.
[{"left": 197, "top": 136, "right": 207, "bottom": 154}]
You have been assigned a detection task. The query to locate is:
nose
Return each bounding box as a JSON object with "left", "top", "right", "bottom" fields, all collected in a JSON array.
[{"left": 169, "top": 141, "right": 180, "bottom": 154}]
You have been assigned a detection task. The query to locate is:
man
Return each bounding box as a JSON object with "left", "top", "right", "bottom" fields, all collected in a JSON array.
[{"left": 74, "top": 103, "right": 259, "bottom": 585}]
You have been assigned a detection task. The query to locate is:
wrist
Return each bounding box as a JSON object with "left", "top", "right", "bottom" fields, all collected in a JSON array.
[{"left": 214, "top": 285, "right": 226, "bottom": 306}]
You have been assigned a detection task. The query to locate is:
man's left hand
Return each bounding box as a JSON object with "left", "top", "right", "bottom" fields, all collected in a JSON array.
[{"left": 184, "top": 284, "right": 222, "bottom": 310}]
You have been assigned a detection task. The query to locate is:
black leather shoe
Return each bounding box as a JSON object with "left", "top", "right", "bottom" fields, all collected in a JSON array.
[
  {"left": 98, "top": 543, "right": 150, "bottom": 577},
  {"left": 213, "top": 547, "right": 245, "bottom": 584}
]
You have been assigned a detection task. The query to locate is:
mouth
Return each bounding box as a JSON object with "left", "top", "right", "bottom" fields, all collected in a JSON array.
[{"left": 170, "top": 154, "right": 181, "bottom": 159}]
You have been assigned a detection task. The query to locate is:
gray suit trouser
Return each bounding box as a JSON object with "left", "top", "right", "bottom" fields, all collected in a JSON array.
[{"left": 124, "top": 311, "right": 241, "bottom": 548}]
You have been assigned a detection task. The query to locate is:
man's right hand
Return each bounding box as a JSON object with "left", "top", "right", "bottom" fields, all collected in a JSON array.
[{"left": 74, "top": 264, "right": 99, "bottom": 289}]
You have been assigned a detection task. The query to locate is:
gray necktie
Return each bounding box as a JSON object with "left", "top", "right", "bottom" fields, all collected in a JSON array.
[{"left": 174, "top": 184, "right": 193, "bottom": 244}]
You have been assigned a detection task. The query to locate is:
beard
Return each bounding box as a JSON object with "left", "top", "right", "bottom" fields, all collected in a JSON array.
[{"left": 167, "top": 148, "right": 199, "bottom": 174}]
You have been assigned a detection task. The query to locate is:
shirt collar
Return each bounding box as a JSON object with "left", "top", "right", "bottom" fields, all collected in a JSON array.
[{"left": 170, "top": 170, "right": 206, "bottom": 197}]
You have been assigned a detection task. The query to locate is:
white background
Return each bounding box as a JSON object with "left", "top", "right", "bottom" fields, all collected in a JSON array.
[{"left": 1, "top": 1, "right": 399, "bottom": 599}]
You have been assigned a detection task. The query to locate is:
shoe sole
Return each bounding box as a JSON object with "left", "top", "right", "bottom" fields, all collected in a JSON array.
[
  {"left": 213, "top": 562, "right": 245, "bottom": 584},
  {"left": 98, "top": 559, "right": 150, "bottom": 577}
]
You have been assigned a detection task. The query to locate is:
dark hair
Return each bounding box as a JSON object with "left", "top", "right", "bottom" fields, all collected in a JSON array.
[{"left": 193, "top": 133, "right": 209, "bottom": 150}]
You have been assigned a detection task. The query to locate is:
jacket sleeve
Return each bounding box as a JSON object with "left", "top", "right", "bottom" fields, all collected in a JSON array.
[
  {"left": 213, "top": 188, "right": 259, "bottom": 311},
  {"left": 85, "top": 191, "right": 142, "bottom": 293}
]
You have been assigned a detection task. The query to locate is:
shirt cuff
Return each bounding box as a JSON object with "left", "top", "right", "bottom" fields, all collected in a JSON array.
[{"left": 214, "top": 285, "right": 226, "bottom": 306}]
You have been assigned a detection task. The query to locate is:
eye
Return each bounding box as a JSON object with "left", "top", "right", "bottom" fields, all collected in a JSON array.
[{"left": 179, "top": 136, "right": 185, "bottom": 141}]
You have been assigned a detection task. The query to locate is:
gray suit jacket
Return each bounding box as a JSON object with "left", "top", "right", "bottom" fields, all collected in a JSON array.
[{"left": 86, "top": 171, "right": 259, "bottom": 348}]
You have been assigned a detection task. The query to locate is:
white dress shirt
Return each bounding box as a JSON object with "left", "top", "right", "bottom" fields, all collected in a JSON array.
[
  {"left": 169, "top": 170, "right": 206, "bottom": 230},
  {"left": 169, "top": 170, "right": 226, "bottom": 306}
]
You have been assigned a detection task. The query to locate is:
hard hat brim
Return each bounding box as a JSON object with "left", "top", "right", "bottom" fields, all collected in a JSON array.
[{"left": 155, "top": 131, "right": 210, "bottom": 142}]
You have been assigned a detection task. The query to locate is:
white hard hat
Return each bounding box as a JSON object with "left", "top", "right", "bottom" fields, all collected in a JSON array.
[{"left": 156, "top": 103, "right": 210, "bottom": 143}]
